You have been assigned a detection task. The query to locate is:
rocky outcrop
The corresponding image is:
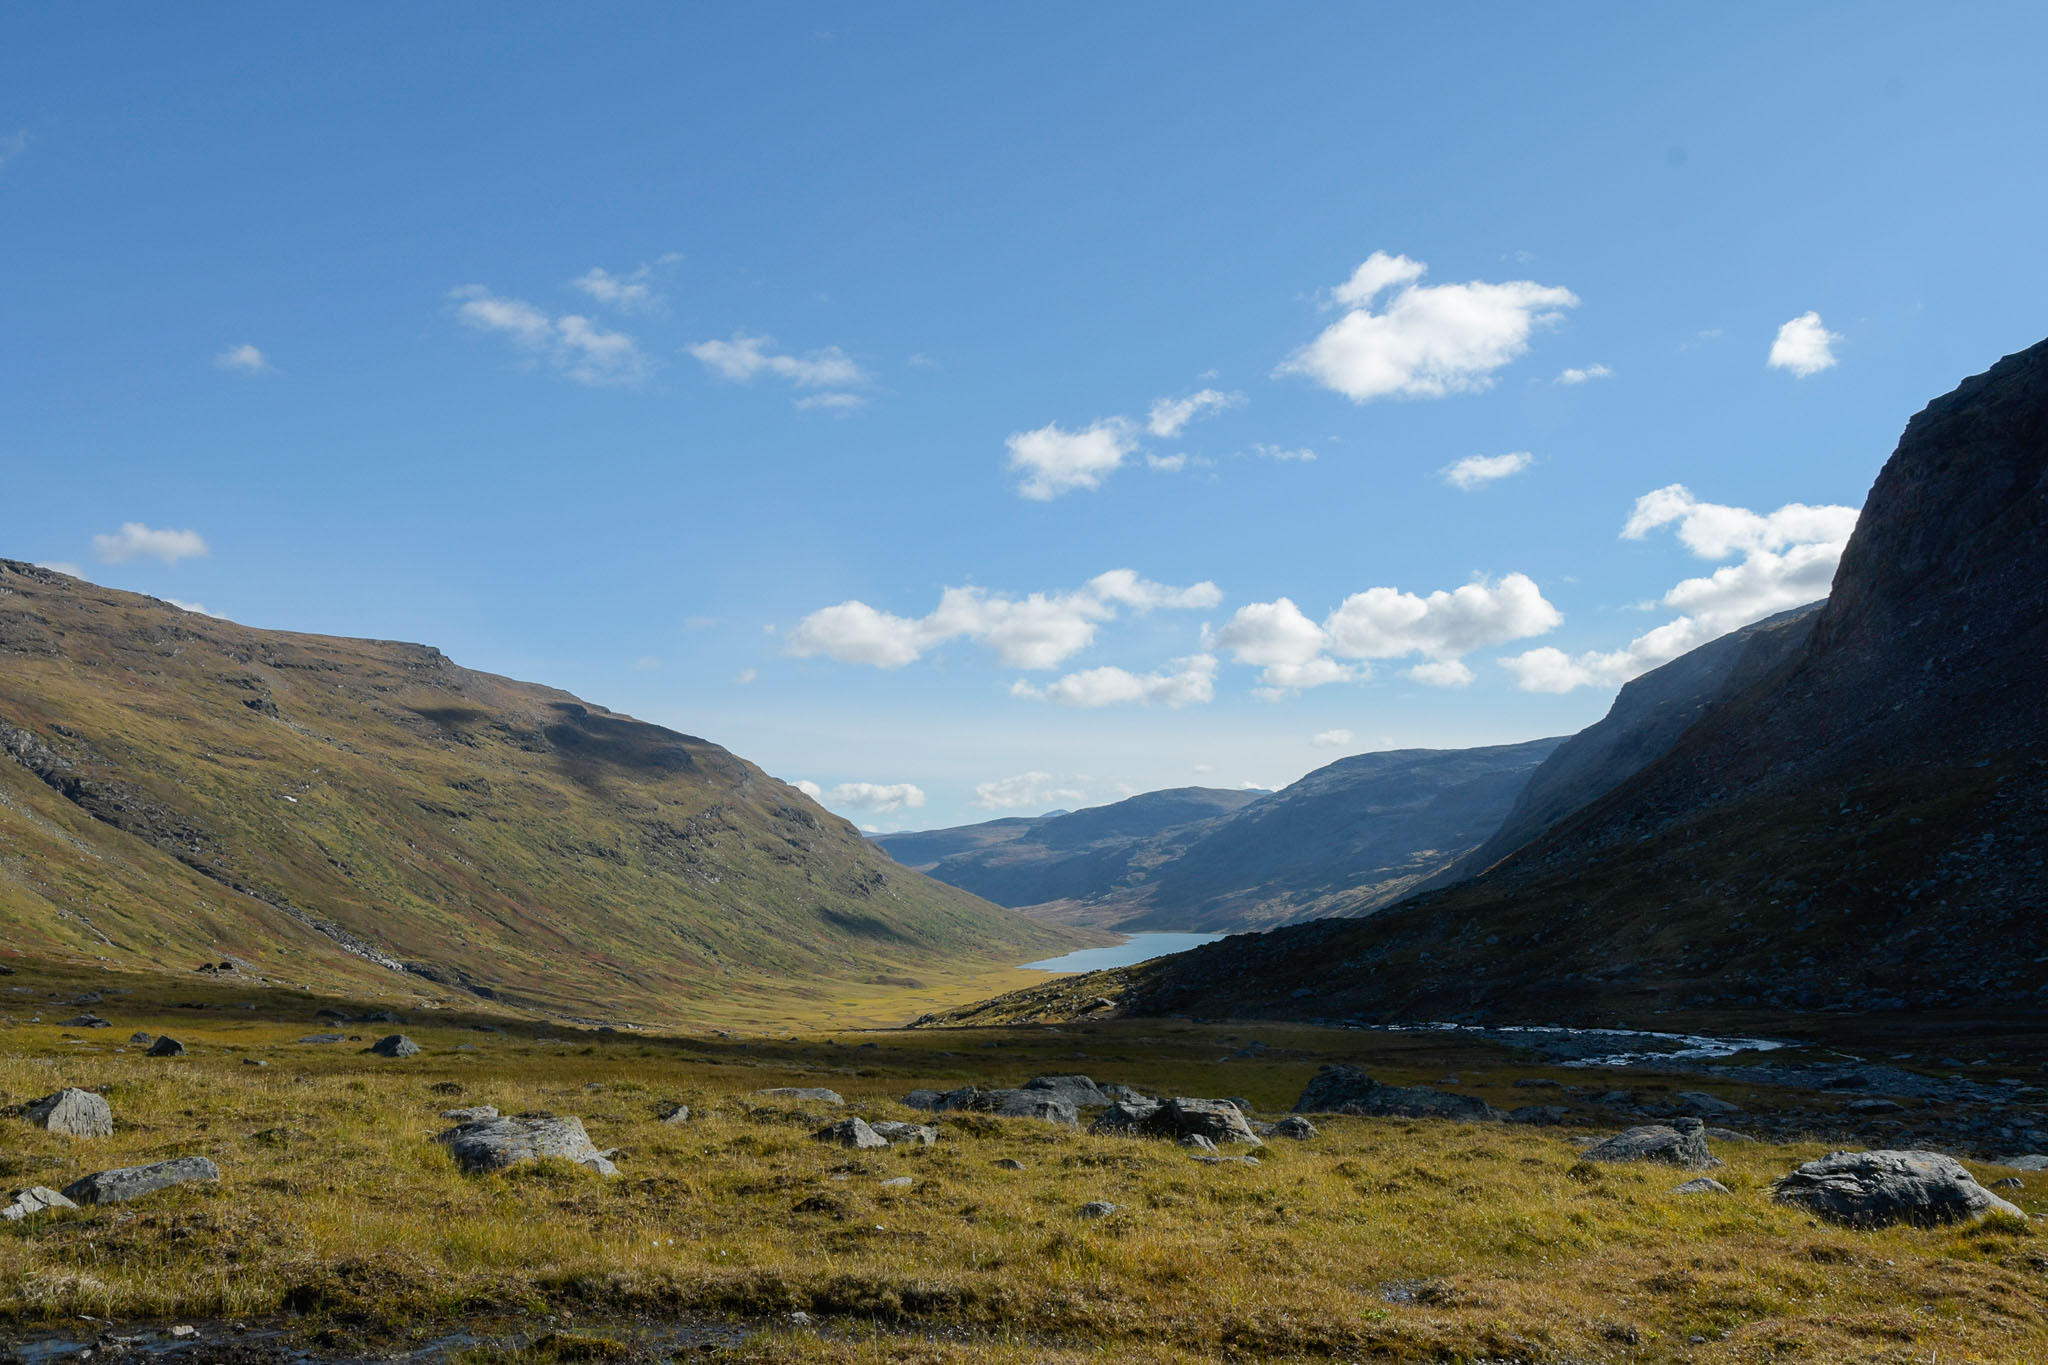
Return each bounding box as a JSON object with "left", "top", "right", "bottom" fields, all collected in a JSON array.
[
  {"left": 62, "top": 1157, "right": 220, "bottom": 1205},
  {"left": 1138, "top": 1097, "right": 1263, "bottom": 1147},
  {"left": 1772, "top": 1150, "right": 2023, "bottom": 1227},
  {"left": 1293, "top": 1066, "right": 1501, "bottom": 1122},
  {"left": 813, "top": 1118, "right": 888, "bottom": 1150},
  {"left": 756, "top": 1087, "right": 844, "bottom": 1105},
  {"left": 24, "top": 1088, "right": 112, "bottom": 1138},
  {"left": 1582, "top": 1118, "right": 1720, "bottom": 1169},
  {"left": 436, "top": 1116, "right": 618, "bottom": 1177}
]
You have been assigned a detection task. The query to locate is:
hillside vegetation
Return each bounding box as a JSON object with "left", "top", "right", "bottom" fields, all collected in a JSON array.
[{"left": 0, "top": 562, "right": 1092, "bottom": 1028}]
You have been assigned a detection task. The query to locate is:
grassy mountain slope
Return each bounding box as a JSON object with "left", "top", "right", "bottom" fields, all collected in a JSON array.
[{"left": 0, "top": 562, "right": 1094, "bottom": 1025}]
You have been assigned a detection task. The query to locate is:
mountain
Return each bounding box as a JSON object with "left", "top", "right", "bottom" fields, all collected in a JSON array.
[
  {"left": 0, "top": 562, "right": 1093, "bottom": 1023},
  {"left": 880, "top": 741, "right": 1562, "bottom": 932},
  {"left": 964, "top": 335, "right": 2048, "bottom": 1029},
  {"left": 1421, "top": 601, "right": 1823, "bottom": 889}
]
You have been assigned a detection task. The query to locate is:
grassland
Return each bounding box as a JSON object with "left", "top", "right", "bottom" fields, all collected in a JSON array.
[{"left": 6, "top": 959, "right": 2048, "bottom": 1363}]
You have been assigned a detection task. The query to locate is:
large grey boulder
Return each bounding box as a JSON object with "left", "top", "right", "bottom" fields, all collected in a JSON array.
[
  {"left": 366, "top": 1034, "right": 419, "bottom": 1058},
  {"left": 147, "top": 1036, "right": 187, "bottom": 1057},
  {"left": 814, "top": 1118, "right": 889, "bottom": 1150},
  {"left": 756, "top": 1086, "right": 844, "bottom": 1105},
  {"left": 25, "top": 1088, "right": 113, "bottom": 1138},
  {"left": 1772, "top": 1150, "right": 2024, "bottom": 1228},
  {"left": 1089, "top": 1098, "right": 1162, "bottom": 1135},
  {"left": 868, "top": 1121, "right": 937, "bottom": 1147},
  {"left": 1022, "top": 1075, "right": 1109, "bottom": 1107},
  {"left": 900, "top": 1089, "right": 944, "bottom": 1111},
  {"left": 61, "top": 1014, "right": 111, "bottom": 1028},
  {"left": 440, "top": 1105, "right": 499, "bottom": 1123},
  {"left": 1583, "top": 1117, "right": 1720, "bottom": 1169},
  {"left": 1270, "top": 1115, "right": 1319, "bottom": 1140},
  {"left": 1140, "top": 1097, "right": 1263, "bottom": 1147},
  {"left": 436, "top": 1116, "right": 618, "bottom": 1177},
  {"left": 933, "top": 1086, "right": 1078, "bottom": 1126},
  {"left": 2, "top": 1186, "right": 78, "bottom": 1221},
  {"left": 1293, "top": 1065, "right": 1501, "bottom": 1122},
  {"left": 62, "top": 1157, "right": 220, "bottom": 1206}
]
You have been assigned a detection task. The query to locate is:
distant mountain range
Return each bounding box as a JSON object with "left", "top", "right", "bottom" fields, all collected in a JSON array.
[
  {"left": 957, "top": 334, "right": 2048, "bottom": 1029},
  {"left": 0, "top": 565, "right": 1091, "bottom": 1021},
  {"left": 878, "top": 740, "right": 1564, "bottom": 931}
]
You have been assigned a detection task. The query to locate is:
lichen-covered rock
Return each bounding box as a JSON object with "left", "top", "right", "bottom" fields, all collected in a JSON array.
[
  {"left": 62, "top": 1157, "right": 220, "bottom": 1206},
  {"left": 366, "top": 1034, "right": 419, "bottom": 1058},
  {"left": 659, "top": 1104, "right": 690, "bottom": 1124},
  {"left": 1583, "top": 1118, "right": 1720, "bottom": 1169},
  {"left": 1270, "top": 1115, "right": 1319, "bottom": 1140},
  {"left": 1139, "top": 1097, "right": 1263, "bottom": 1147},
  {"left": 933, "top": 1086, "right": 1078, "bottom": 1126},
  {"left": 1293, "top": 1065, "right": 1501, "bottom": 1122},
  {"left": 1021, "top": 1074, "right": 1108, "bottom": 1107},
  {"left": 900, "top": 1089, "right": 943, "bottom": 1111},
  {"left": 1089, "top": 1098, "right": 1163, "bottom": 1135},
  {"left": 436, "top": 1116, "right": 617, "bottom": 1177},
  {"left": 1079, "top": 1201, "right": 1117, "bottom": 1219},
  {"left": 756, "top": 1086, "right": 844, "bottom": 1105},
  {"left": 24, "top": 1088, "right": 113, "bottom": 1138},
  {"left": 1672, "top": 1177, "right": 1731, "bottom": 1196},
  {"left": 814, "top": 1117, "right": 888, "bottom": 1150},
  {"left": 1772, "top": 1150, "right": 2023, "bottom": 1228},
  {"left": 868, "top": 1121, "right": 937, "bottom": 1147},
  {"left": 2, "top": 1186, "right": 78, "bottom": 1220}
]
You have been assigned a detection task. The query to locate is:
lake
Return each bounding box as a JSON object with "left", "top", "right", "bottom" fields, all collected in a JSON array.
[{"left": 1020, "top": 931, "right": 1226, "bottom": 973}]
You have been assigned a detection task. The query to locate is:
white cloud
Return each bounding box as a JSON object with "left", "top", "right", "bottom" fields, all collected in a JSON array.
[
  {"left": 1146, "top": 388, "right": 1241, "bottom": 438},
  {"left": 789, "top": 569, "right": 1218, "bottom": 671},
  {"left": 1557, "top": 363, "right": 1611, "bottom": 385},
  {"left": 165, "top": 598, "right": 225, "bottom": 619},
  {"left": 1250, "top": 443, "right": 1316, "bottom": 462},
  {"left": 1005, "top": 418, "right": 1138, "bottom": 499},
  {"left": 794, "top": 392, "right": 868, "bottom": 412},
  {"left": 1218, "top": 575, "right": 1561, "bottom": 694},
  {"left": 1441, "top": 451, "right": 1533, "bottom": 490},
  {"left": 732, "top": 668, "right": 757, "bottom": 685},
  {"left": 1146, "top": 453, "right": 1189, "bottom": 473},
  {"left": 449, "top": 285, "right": 649, "bottom": 386},
  {"left": 571, "top": 257, "right": 675, "bottom": 313},
  {"left": 93, "top": 523, "right": 209, "bottom": 566},
  {"left": 1279, "top": 251, "right": 1579, "bottom": 401},
  {"left": 1768, "top": 312, "right": 1840, "bottom": 377},
  {"left": 1311, "top": 728, "right": 1353, "bottom": 748},
  {"left": 796, "top": 780, "right": 927, "bottom": 814},
  {"left": 35, "top": 561, "right": 82, "bottom": 579},
  {"left": 971, "top": 772, "right": 1087, "bottom": 811},
  {"left": 1501, "top": 484, "right": 1857, "bottom": 692},
  {"left": 1011, "top": 654, "right": 1216, "bottom": 709},
  {"left": 0, "top": 130, "right": 26, "bottom": 173},
  {"left": 213, "top": 344, "right": 270, "bottom": 375},
  {"left": 687, "top": 334, "right": 866, "bottom": 389}
]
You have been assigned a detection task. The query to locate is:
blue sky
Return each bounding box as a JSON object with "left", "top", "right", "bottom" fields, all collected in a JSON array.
[{"left": 5, "top": 5, "right": 2046, "bottom": 830}]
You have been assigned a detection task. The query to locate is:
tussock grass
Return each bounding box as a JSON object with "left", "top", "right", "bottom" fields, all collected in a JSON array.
[{"left": 5, "top": 975, "right": 2048, "bottom": 1362}]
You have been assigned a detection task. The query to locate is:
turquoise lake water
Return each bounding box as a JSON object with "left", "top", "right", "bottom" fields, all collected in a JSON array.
[{"left": 1020, "top": 932, "right": 1226, "bottom": 973}]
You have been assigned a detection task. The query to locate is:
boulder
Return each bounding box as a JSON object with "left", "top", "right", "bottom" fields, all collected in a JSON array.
[
  {"left": 933, "top": 1086, "right": 1078, "bottom": 1126},
  {"left": 366, "top": 1034, "right": 419, "bottom": 1058},
  {"left": 1771, "top": 1150, "right": 2024, "bottom": 1228},
  {"left": 147, "top": 1036, "right": 187, "bottom": 1057},
  {"left": 441, "top": 1105, "right": 499, "bottom": 1123},
  {"left": 992, "top": 1158, "right": 1026, "bottom": 1171},
  {"left": 297, "top": 1033, "right": 347, "bottom": 1044},
  {"left": 814, "top": 1118, "right": 888, "bottom": 1150},
  {"left": 1021, "top": 1074, "right": 1109, "bottom": 1107},
  {"left": 1078, "top": 1200, "right": 1118, "bottom": 1219},
  {"left": 243, "top": 1058, "right": 269, "bottom": 1067},
  {"left": 868, "top": 1121, "right": 937, "bottom": 1147},
  {"left": 62, "top": 1014, "right": 111, "bottom": 1028},
  {"left": 1992, "top": 1176, "right": 2025, "bottom": 1190},
  {"left": 900, "top": 1089, "right": 943, "bottom": 1111},
  {"left": 1140, "top": 1097, "right": 1263, "bottom": 1147},
  {"left": 1270, "top": 1115, "right": 1319, "bottom": 1140},
  {"left": 1672, "top": 1177, "right": 1731, "bottom": 1196},
  {"left": 436, "top": 1116, "right": 618, "bottom": 1177},
  {"left": 1582, "top": 1118, "right": 1720, "bottom": 1169},
  {"left": 659, "top": 1105, "right": 690, "bottom": 1124},
  {"left": 1180, "top": 1133, "right": 1219, "bottom": 1152},
  {"left": 129, "top": 1031, "right": 153, "bottom": 1046},
  {"left": 2, "top": 1186, "right": 78, "bottom": 1221},
  {"left": 1089, "top": 1098, "right": 1163, "bottom": 1135},
  {"left": 62, "top": 1157, "right": 220, "bottom": 1206},
  {"left": 1292, "top": 1065, "right": 1501, "bottom": 1122},
  {"left": 1101, "top": 1083, "right": 1152, "bottom": 1103},
  {"left": 24, "top": 1088, "right": 113, "bottom": 1138},
  {"left": 756, "top": 1087, "right": 844, "bottom": 1105}
]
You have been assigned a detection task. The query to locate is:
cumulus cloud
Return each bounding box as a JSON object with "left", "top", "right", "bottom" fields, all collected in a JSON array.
[
  {"left": 1279, "top": 251, "right": 1578, "bottom": 402},
  {"left": 794, "top": 780, "right": 926, "bottom": 814},
  {"left": 1005, "top": 419, "right": 1138, "bottom": 499},
  {"left": 1311, "top": 728, "right": 1353, "bottom": 748},
  {"left": 1146, "top": 388, "right": 1241, "bottom": 438},
  {"left": 571, "top": 256, "right": 677, "bottom": 313},
  {"left": 794, "top": 392, "right": 867, "bottom": 412},
  {"left": 1501, "top": 484, "right": 1858, "bottom": 692},
  {"left": 213, "top": 344, "right": 270, "bottom": 375},
  {"left": 1768, "top": 312, "right": 1841, "bottom": 377},
  {"left": 1441, "top": 451, "right": 1533, "bottom": 490},
  {"left": 1557, "top": 363, "right": 1611, "bottom": 384},
  {"left": 1250, "top": 444, "right": 1316, "bottom": 462},
  {"left": 1011, "top": 654, "right": 1216, "bottom": 709},
  {"left": 1217, "top": 574, "right": 1561, "bottom": 693},
  {"left": 449, "top": 285, "right": 649, "bottom": 386},
  {"left": 687, "top": 334, "right": 866, "bottom": 391},
  {"left": 1146, "top": 453, "right": 1189, "bottom": 473},
  {"left": 789, "top": 569, "right": 1219, "bottom": 671},
  {"left": 971, "top": 772, "right": 1087, "bottom": 811},
  {"left": 93, "top": 523, "right": 209, "bottom": 566}
]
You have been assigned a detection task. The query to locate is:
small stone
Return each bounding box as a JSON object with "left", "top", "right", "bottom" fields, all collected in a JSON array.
[
  {"left": 756, "top": 1086, "right": 844, "bottom": 1105},
  {"left": 813, "top": 1117, "right": 888, "bottom": 1150},
  {"left": 61, "top": 1014, "right": 111, "bottom": 1028},
  {"left": 1583, "top": 1118, "right": 1720, "bottom": 1169},
  {"left": 1270, "top": 1115, "right": 1319, "bottom": 1140},
  {"left": 992, "top": 1158, "right": 1026, "bottom": 1171},
  {"left": 1, "top": 1186, "right": 78, "bottom": 1221},
  {"left": 296, "top": 1033, "right": 347, "bottom": 1044},
  {"left": 129, "top": 1032, "right": 153, "bottom": 1046},
  {"left": 366, "top": 1034, "right": 419, "bottom": 1058},
  {"left": 1672, "top": 1177, "right": 1731, "bottom": 1196},
  {"left": 1180, "top": 1133, "right": 1219, "bottom": 1152},
  {"left": 62, "top": 1157, "right": 220, "bottom": 1206},
  {"left": 24, "top": 1088, "right": 113, "bottom": 1138},
  {"left": 660, "top": 1105, "right": 690, "bottom": 1124},
  {"left": 243, "top": 1058, "right": 269, "bottom": 1067},
  {"left": 147, "top": 1036, "right": 186, "bottom": 1058},
  {"left": 880, "top": 1176, "right": 914, "bottom": 1188},
  {"left": 1078, "top": 1200, "right": 1117, "bottom": 1219},
  {"left": 1991, "top": 1176, "right": 2025, "bottom": 1190},
  {"left": 169, "top": 1327, "right": 197, "bottom": 1340},
  {"left": 1190, "top": 1154, "right": 1262, "bottom": 1167}
]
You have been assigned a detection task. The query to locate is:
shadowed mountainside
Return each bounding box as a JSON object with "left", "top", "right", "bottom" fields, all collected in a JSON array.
[
  {"left": 956, "top": 335, "right": 2048, "bottom": 1030},
  {"left": 0, "top": 563, "right": 1093, "bottom": 1022}
]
